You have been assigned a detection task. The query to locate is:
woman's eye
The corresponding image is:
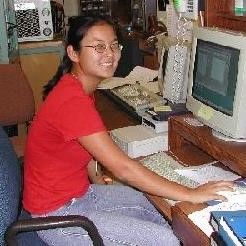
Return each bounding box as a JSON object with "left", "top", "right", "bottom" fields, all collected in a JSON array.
[
  {"left": 111, "top": 43, "right": 119, "bottom": 49},
  {"left": 95, "top": 44, "right": 106, "bottom": 51}
]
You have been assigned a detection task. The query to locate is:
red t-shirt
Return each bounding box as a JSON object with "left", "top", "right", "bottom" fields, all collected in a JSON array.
[{"left": 23, "top": 74, "right": 106, "bottom": 214}]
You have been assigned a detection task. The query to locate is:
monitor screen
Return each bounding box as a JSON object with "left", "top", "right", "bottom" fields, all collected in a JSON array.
[{"left": 192, "top": 40, "right": 239, "bottom": 116}]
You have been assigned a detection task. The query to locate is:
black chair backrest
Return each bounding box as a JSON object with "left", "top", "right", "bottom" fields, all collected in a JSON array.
[{"left": 0, "top": 126, "right": 21, "bottom": 246}]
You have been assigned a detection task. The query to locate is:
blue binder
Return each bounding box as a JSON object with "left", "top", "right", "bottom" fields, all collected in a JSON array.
[
  {"left": 223, "top": 215, "right": 246, "bottom": 245},
  {"left": 210, "top": 210, "right": 246, "bottom": 246}
]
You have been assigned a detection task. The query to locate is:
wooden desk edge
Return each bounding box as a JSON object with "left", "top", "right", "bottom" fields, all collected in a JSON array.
[
  {"left": 146, "top": 194, "right": 172, "bottom": 222},
  {"left": 171, "top": 202, "right": 210, "bottom": 246},
  {"left": 146, "top": 194, "right": 211, "bottom": 245}
]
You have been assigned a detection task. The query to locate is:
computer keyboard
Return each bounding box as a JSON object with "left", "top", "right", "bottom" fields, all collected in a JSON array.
[
  {"left": 140, "top": 152, "right": 199, "bottom": 188},
  {"left": 110, "top": 84, "right": 164, "bottom": 111},
  {"left": 141, "top": 152, "right": 199, "bottom": 206},
  {"left": 140, "top": 152, "right": 200, "bottom": 205}
]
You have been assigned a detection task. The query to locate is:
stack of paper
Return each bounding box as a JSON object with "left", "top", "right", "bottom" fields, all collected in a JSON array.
[
  {"left": 125, "top": 66, "right": 158, "bottom": 84},
  {"left": 97, "top": 66, "right": 159, "bottom": 93},
  {"left": 97, "top": 77, "right": 133, "bottom": 90},
  {"left": 175, "top": 165, "right": 240, "bottom": 185}
]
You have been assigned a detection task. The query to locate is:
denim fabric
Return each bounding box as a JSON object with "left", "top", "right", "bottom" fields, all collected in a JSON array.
[
  {"left": 33, "top": 184, "right": 180, "bottom": 246},
  {"left": 0, "top": 126, "right": 21, "bottom": 246}
]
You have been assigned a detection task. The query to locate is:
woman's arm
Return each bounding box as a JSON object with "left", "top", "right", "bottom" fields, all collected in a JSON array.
[{"left": 79, "top": 131, "right": 233, "bottom": 203}]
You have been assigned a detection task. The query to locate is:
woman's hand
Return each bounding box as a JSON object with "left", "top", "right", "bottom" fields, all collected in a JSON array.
[
  {"left": 94, "top": 174, "right": 113, "bottom": 185},
  {"left": 186, "top": 181, "right": 234, "bottom": 203}
]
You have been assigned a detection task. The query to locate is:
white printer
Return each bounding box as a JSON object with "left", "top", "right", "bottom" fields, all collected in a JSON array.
[{"left": 110, "top": 125, "right": 168, "bottom": 158}]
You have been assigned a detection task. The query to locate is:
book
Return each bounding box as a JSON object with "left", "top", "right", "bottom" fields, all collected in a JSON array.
[
  {"left": 218, "top": 219, "right": 240, "bottom": 246},
  {"left": 210, "top": 231, "right": 227, "bottom": 246},
  {"left": 210, "top": 210, "right": 246, "bottom": 231},
  {"left": 222, "top": 215, "right": 246, "bottom": 245},
  {"left": 210, "top": 211, "right": 225, "bottom": 232},
  {"left": 210, "top": 210, "right": 246, "bottom": 246}
]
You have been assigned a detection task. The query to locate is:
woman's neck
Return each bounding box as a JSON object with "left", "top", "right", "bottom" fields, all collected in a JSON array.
[{"left": 70, "top": 71, "right": 100, "bottom": 95}]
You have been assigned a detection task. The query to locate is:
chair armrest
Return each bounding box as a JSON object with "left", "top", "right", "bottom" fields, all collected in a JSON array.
[{"left": 5, "top": 215, "right": 104, "bottom": 246}]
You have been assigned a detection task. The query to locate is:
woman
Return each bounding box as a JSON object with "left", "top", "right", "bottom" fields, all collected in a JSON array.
[{"left": 23, "top": 15, "right": 233, "bottom": 245}]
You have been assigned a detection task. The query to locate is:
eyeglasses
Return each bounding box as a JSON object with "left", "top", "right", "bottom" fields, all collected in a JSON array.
[{"left": 82, "top": 43, "right": 123, "bottom": 53}]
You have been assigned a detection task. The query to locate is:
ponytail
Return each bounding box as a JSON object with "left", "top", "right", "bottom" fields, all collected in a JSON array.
[{"left": 43, "top": 54, "right": 72, "bottom": 100}]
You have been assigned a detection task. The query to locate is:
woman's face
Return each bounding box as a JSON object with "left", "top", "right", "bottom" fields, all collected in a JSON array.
[{"left": 74, "top": 22, "right": 121, "bottom": 82}]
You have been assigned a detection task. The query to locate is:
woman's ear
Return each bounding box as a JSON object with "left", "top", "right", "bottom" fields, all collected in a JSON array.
[{"left": 67, "top": 45, "right": 79, "bottom": 62}]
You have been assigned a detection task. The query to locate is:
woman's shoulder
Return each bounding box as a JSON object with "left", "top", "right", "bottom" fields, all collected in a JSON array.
[{"left": 56, "top": 74, "right": 88, "bottom": 98}]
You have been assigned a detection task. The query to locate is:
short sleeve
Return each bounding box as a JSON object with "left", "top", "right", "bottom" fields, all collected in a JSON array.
[{"left": 55, "top": 96, "right": 106, "bottom": 141}]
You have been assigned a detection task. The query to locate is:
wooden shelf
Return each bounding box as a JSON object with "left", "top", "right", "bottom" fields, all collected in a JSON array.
[
  {"left": 205, "top": 0, "right": 246, "bottom": 32},
  {"left": 218, "top": 11, "right": 246, "bottom": 22},
  {"left": 169, "top": 114, "right": 246, "bottom": 177}
]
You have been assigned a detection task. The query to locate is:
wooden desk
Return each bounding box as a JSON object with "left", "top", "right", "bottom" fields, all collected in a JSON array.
[
  {"left": 168, "top": 114, "right": 246, "bottom": 176},
  {"left": 167, "top": 114, "right": 246, "bottom": 246},
  {"left": 171, "top": 202, "right": 209, "bottom": 246},
  {"left": 95, "top": 90, "right": 140, "bottom": 130},
  {"left": 95, "top": 93, "right": 246, "bottom": 245},
  {"left": 147, "top": 195, "right": 173, "bottom": 222}
]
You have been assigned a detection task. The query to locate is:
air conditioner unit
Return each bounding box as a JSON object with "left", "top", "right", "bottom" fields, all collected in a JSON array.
[{"left": 14, "top": 0, "right": 53, "bottom": 42}]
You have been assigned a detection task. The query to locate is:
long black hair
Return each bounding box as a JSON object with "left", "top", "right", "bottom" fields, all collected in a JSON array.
[{"left": 43, "top": 15, "right": 119, "bottom": 99}]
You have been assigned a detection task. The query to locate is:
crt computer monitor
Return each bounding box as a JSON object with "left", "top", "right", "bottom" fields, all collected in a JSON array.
[{"left": 186, "top": 27, "right": 246, "bottom": 141}]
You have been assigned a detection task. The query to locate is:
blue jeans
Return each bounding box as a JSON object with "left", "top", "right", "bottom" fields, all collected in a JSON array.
[{"left": 33, "top": 185, "right": 180, "bottom": 245}]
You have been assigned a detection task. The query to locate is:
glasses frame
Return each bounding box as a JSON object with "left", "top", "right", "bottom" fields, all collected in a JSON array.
[{"left": 82, "top": 43, "right": 123, "bottom": 53}]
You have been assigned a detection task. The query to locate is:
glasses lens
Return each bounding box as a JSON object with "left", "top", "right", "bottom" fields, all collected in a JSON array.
[
  {"left": 95, "top": 44, "right": 106, "bottom": 53},
  {"left": 111, "top": 43, "right": 123, "bottom": 52},
  {"left": 93, "top": 43, "right": 123, "bottom": 53}
]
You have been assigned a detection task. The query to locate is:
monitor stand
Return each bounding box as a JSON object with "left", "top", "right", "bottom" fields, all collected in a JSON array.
[{"left": 212, "top": 130, "right": 246, "bottom": 142}]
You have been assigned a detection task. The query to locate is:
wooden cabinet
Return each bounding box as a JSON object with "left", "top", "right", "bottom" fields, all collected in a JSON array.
[
  {"left": 19, "top": 40, "right": 64, "bottom": 111},
  {"left": 205, "top": 0, "right": 246, "bottom": 32}
]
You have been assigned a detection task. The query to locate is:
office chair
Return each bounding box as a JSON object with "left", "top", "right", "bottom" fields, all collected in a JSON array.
[
  {"left": 0, "top": 126, "right": 104, "bottom": 246},
  {"left": 0, "top": 64, "right": 35, "bottom": 159}
]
